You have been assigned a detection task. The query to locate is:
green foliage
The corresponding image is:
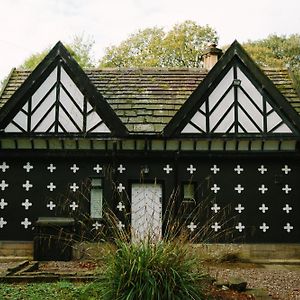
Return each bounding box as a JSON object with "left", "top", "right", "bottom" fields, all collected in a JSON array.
[
  {"left": 243, "top": 34, "right": 300, "bottom": 88},
  {"left": 99, "top": 20, "right": 218, "bottom": 68},
  {"left": 0, "top": 282, "right": 103, "bottom": 300},
  {"left": 20, "top": 49, "right": 50, "bottom": 70},
  {"left": 100, "top": 240, "right": 208, "bottom": 300},
  {"left": 20, "top": 34, "right": 95, "bottom": 70},
  {"left": 100, "top": 27, "right": 165, "bottom": 68},
  {"left": 66, "top": 35, "right": 95, "bottom": 69}
]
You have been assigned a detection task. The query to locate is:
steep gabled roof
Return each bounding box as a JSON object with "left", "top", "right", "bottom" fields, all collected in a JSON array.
[
  {"left": 163, "top": 41, "right": 300, "bottom": 138},
  {"left": 1, "top": 41, "right": 300, "bottom": 136},
  {"left": 0, "top": 42, "right": 128, "bottom": 136}
]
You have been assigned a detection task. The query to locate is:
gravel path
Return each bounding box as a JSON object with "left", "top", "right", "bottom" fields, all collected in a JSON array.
[{"left": 206, "top": 264, "right": 300, "bottom": 300}]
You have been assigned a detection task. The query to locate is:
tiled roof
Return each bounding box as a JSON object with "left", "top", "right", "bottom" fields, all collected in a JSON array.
[{"left": 0, "top": 67, "right": 299, "bottom": 133}]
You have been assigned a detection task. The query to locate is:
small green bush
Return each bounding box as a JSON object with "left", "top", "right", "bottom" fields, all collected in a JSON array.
[{"left": 100, "top": 240, "right": 208, "bottom": 300}]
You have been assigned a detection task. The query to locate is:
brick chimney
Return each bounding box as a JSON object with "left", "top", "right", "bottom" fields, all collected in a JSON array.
[{"left": 202, "top": 43, "right": 223, "bottom": 70}]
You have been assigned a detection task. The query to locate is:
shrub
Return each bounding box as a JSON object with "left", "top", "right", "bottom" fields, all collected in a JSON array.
[{"left": 100, "top": 240, "right": 208, "bottom": 300}]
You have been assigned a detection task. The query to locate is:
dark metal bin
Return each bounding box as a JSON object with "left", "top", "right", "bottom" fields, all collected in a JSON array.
[{"left": 34, "top": 217, "right": 75, "bottom": 261}]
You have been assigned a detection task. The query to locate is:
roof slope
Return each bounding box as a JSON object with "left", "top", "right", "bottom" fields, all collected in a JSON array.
[{"left": 1, "top": 67, "right": 299, "bottom": 134}]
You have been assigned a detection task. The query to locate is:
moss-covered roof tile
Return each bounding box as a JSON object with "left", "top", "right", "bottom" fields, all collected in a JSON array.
[{"left": 0, "top": 67, "right": 299, "bottom": 134}]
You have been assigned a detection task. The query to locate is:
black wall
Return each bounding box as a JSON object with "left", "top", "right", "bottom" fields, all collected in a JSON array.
[{"left": 0, "top": 152, "right": 299, "bottom": 243}]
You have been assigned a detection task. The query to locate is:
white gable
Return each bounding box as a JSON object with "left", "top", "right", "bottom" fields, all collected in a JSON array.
[
  {"left": 5, "top": 66, "right": 111, "bottom": 134},
  {"left": 182, "top": 66, "right": 293, "bottom": 134}
]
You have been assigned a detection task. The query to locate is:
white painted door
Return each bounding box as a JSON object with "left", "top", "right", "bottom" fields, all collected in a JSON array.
[{"left": 131, "top": 183, "right": 162, "bottom": 241}]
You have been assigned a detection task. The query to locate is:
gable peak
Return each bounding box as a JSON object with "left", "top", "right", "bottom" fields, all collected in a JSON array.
[{"left": 163, "top": 40, "right": 300, "bottom": 137}]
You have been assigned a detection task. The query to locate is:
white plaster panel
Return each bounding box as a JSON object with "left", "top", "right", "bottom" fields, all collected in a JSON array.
[
  {"left": 237, "top": 66, "right": 263, "bottom": 110},
  {"left": 238, "top": 89, "right": 263, "bottom": 130},
  {"left": 210, "top": 89, "right": 234, "bottom": 130},
  {"left": 60, "top": 67, "right": 84, "bottom": 109},
  {"left": 209, "top": 67, "right": 234, "bottom": 111},
  {"left": 31, "top": 67, "right": 57, "bottom": 110}
]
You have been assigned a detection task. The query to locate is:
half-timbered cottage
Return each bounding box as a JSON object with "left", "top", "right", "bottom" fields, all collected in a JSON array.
[{"left": 0, "top": 41, "right": 299, "bottom": 247}]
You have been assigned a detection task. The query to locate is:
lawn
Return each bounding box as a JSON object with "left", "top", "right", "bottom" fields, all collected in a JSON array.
[{"left": 0, "top": 281, "right": 103, "bottom": 300}]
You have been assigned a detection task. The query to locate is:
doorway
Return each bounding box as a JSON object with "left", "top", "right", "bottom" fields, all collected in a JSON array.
[{"left": 131, "top": 183, "right": 162, "bottom": 241}]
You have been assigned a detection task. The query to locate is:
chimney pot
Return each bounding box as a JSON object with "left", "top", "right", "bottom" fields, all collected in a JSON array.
[{"left": 202, "top": 43, "right": 222, "bottom": 70}]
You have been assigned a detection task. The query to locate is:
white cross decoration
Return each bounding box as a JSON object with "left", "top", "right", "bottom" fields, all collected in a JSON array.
[
  {"left": 93, "top": 221, "right": 102, "bottom": 230},
  {"left": 47, "top": 164, "right": 56, "bottom": 173},
  {"left": 0, "top": 198, "right": 8, "bottom": 209},
  {"left": 211, "top": 203, "right": 221, "bottom": 213},
  {"left": 163, "top": 164, "right": 173, "bottom": 174},
  {"left": 235, "top": 204, "right": 245, "bottom": 213},
  {"left": 21, "top": 218, "right": 31, "bottom": 229},
  {"left": 235, "top": 222, "right": 245, "bottom": 232},
  {"left": 70, "top": 164, "right": 79, "bottom": 173},
  {"left": 22, "top": 199, "right": 32, "bottom": 210},
  {"left": 282, "top": 165, "right": 291, "bottom": 174},
  {"left": 23, "top": 162, "right": 33, "bottom": 173},
  {"left": 46, "top": 201, "right": 56, "bottom": 210},
  {"left": 234, "top": 184, "right": 244, "bottom": 194},
  {"left": 0, "top": 217, "right": 7, "bottom": 228},
  {"left": 282, "top": 204, "right": 292, "bottom": 214},
  {"left": 234, "top": 165, "right": 244, "bottom": 174},
  {"left": 259, "top": 222, "right": 269, "bottom": 232},
  {"left": 258, "top": 165, "right": 267, "bottom": 174},
  {"left": 0, "top": 180, "right": 8, "bottom": 191},
  {"left": 70, "top": 183, "right": 79, "bottom": 192},
  {"left": 211, "top": 184, "right": 220, "bottom": 194},
  {"left": 117, "top": 202, "right": 125, "bottom": 211},
  {"left": 117, "top": 164, "right": 126, "bottom": 174},
  {"left": 70, "top": 202, "right": 79, "bottom": 211},
  {"left": 282, "top": 184, "right": 292, "bottom": 194},
  {"left": 93, "top": 164, "right": 103, "bottom": 173},
  {"left": 259, "top": 203, "right": 269, "bottom": 213},
  {"left": 117, "top": 183, "right": 125, "bottom": 193},
  {"left": 210, "top": 165, "right": 220, "bottom": 174},
  {"left": 258, "top": 184, "right": 268, "bottom": 194},
  {"left": 0, "top": 162, "right": 9, "bottom": 172},
  {"left": 284, "top": 223, "right": 293, "bottom": 233},
  {"left": 47, "top": 182, "right": 56, "bottom": 192},
  {"left": 187, "top": 222, "right": 197, "bottom": 232},
  {"left": 211, "top": 222, "right": 221, "bottom": 232},
  {"left": 22, "top": 180, "right": 33, "bottom": 191},
  {"left": 187, "top": 165, "right": 196, "bottom": 174},
  {"left": 117, "top": 221, "right": 125, "bottom": 230}
]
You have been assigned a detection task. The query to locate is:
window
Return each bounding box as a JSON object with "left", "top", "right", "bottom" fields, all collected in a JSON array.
[
  {"left": 183, "top": 183, "right": 195, "bottom": 202},
  {"left": 90, "top": 178, "right": 103, "bottom": 219},
  {"left": 181, "top": 183, "right": 196, "bottom": 219}
]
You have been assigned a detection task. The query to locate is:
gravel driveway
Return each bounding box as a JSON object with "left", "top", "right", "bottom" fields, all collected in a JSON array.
[{"left": 207, "top": 264, "right": 300, "bottom": 299}]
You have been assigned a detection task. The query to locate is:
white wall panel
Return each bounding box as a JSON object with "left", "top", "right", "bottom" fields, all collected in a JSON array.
[
  {"left": 59, "top": 87, "right": 83, "bottom": 129},
  {"left": 190, "top": 111, "right": 206, "bottom": 132},
  {"left": 209, "top": 67, "right": 234, "bottom": 110},
  {"left": 31, "top": 67, "right": 57, "bottom": 110},
  {"left": 60, "top": 67, "right": 84, "bottom": 109},
  {"left": 237, "top": 67, "right": 263, "bottom": 110},
  {"left": 210, "top": 89, "right": 234, "bottom": 130},
  {"left": 31, "top": 89, "right": 56, "bottom": 129},
  {"left": 238, "top": 89, "right": 263, "bottom": 130}
]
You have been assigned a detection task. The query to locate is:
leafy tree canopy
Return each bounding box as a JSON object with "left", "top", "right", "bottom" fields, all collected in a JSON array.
[
  {"left": 243, "top": 34, "right": 300, "bottom": 86},
  {"left": 20, "top": 34, "right": 95, "bottom": 69},
  {"left": 99, "top": 21, "right": 218, "bottom": 68}
]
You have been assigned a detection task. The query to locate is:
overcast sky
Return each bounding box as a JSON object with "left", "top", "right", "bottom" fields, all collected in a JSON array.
[{"left": 0, "top": 0, "right": 299, "bottom": 81}]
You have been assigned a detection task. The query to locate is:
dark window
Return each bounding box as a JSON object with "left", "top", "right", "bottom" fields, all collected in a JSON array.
[{"left": 90, "top": 178, "right": 103, "bottom": 219}]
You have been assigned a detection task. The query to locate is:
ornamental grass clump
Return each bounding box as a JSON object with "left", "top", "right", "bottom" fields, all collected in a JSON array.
[{"left": 101, "top": 240, "right": 208, "bottom": 300}]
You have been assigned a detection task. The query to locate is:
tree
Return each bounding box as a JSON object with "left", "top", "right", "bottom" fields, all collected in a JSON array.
[
  {"left": 99, "top": 27, "right": 165, "bottom": 68},
  {"left": 20, "top": 34, "right": 95, "bottom": 69},
  {"left": 243, "top": 34, "right": 300, "bottom": 87},
  {"left": 99, "top": 21, "right": 218, "bottom": 68}
]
